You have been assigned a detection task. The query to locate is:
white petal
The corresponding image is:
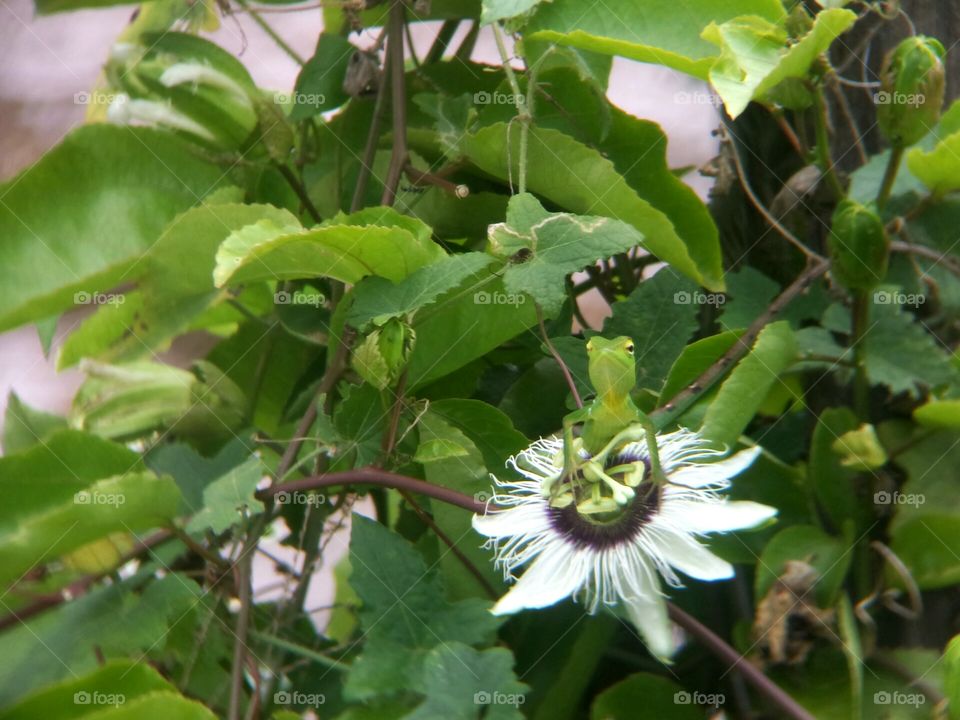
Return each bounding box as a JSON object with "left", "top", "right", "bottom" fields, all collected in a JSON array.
[
  {"left": 668, "top": 447, "right": 761, "bottom": 488},
  {"left": 491, "top": 544, "right": 585, "bottom": 615},
  {"left": 655, "top": 530, "right": 734, "bottom": 581},
  {"left": 624, "top": 588, "right": 675, "bottom": 660},
  {"left": 472, "top": 505, "right": 548, "bottom": 539},
  {"left": 680, "top": 500, "right": 778, "bottom": 533}
]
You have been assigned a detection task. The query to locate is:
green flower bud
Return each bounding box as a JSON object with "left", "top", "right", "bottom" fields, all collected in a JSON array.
[
  {"left": 877, "top": 35, "right": 946, "bottom": 148},
  {"left": 832, "top": 423, "right": 887, "bottom": 471},
  {"left": 352, "top": 317, "right": 416, "bottom": 390},
  {"left": 828, "top": 200, "right": 889, "bottom": 291}
]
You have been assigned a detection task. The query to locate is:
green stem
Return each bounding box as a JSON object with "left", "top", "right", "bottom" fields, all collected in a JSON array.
[
  {"left": 812, "top": 87, "right": 845, "bottom": 198},
  {"left": 492, "top": 23, "right": 530, "bottom": 194},
  {"left": 851, "top": 291, "right": 871, "bottom": 420},
  {"left": 876, "top": 145, "right": 904, "bottom": 211}
]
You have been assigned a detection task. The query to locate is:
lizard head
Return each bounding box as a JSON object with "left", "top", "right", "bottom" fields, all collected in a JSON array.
[{"left": 585, "top": 335, "right": 636, "bottom": 401}]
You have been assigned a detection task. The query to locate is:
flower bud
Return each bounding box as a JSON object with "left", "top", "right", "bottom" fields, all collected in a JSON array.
[
  {"left": 828, "top": 200, "right": 889, "bottom": 291},
  {"left": 877, "top": 35, "right": 946, "bottom": 148}
]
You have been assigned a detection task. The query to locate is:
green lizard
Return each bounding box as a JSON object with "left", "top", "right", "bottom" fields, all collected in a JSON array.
[{"left": 542, "top": 336, "right": 666, "bottom": 513}]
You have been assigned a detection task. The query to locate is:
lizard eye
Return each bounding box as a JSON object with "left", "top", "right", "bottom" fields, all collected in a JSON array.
[{"left": 624, "top": 343, "right": 635, "bottom": 354}]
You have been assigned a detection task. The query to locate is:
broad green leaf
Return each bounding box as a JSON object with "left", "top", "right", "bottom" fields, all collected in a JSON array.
[
  {"left": 600, "top": 269, "right": 699, "bottom": 392},
  {"left": 890, "top": 514, "right": 960, "bottom": 589},
  {"left": 481, "top": 0, "right": 545, "bottom": 25},
  {"left": 345, "top": 515, "right": 501, "bottom": 700},
  {"left": 412, "top": 93, "right": 476, "bottom": 159},
  {"left": 345, "top": 253, "right": 494, "bottom": 329},
  {"left": 698, "top": 321, "right": 798, "bottom": 446},
  {"left": 462, "top": 124, "right": 723, "bottom": 290},
  {"left": 0, "top": 574, "right": 201, "bottom": 706},
  {"left": 59, "top": 203, "right": 298, "bottom": 367},
  {"left": 213, "top": 208, "right": 444, "bottom": 287},
  {"left": 526, "top": 0, "right": 785, "bottom": 79},
  {"left": 0, "top": 660, "right": 173, "bottom": 720},
  {"left": 905, "top": 103, "right": 960, "bottom": 196},
  {"left": 290, "top": 34, "right": 355, "bottom": 120},
  {"left": 809, "top": 408, "right": 870, "bottom": 531},
  {"left": 755, "top": 525, "right": 852, "bottom": 606},
  {"left": 408, "top": 643, "right": 527, "bottom": 720},
  {"left": 64, "top": 692, "right": 215, "bottom": 719},
  {"left": 598, "top": 108, "right": 721, "bottom": 279},
  {"left": 704, "top": 8, "right": 857, "bottom": 118},
  {"left": 590, "top": 673, "right": 700, "bottom": 720},
  {"left": 489, "top": 193, "right": 644, "bottom": 314},
  {"left": 186, "top": 456, "right": 266, "bottom": 534},
  {"left": 0, "top": 125, "right": 224, "bottom": 333},
  {"left": 2, "top": 392, "right": 67, "bottom": 455},
  {"left": 407, "top": 265, "right": 537, "bottom": 388},
  {"left": 882, "top": 429, "right": 960, "bottom": 533},
  {"left": 0, "top": 470, "right": 180, "bottom": 586}
]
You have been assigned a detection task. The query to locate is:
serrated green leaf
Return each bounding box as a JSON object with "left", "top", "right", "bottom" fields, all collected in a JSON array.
[
  {"left": 345, "top": 515, "right": 501, "bottom": 700},
  {"left": 526, "top": 0, "right": 785, "bottom": 79},
  {"left": 699, "top": 321, "right": 798, "bottom": 446},
  {"left": 186, "top": 456, "right": 265, "bottom": 534},
  {"left": 462, "top": 124, "right": 723, "bottom": 290},
  {"left": 823, "top": 301, "right": 957, "bottom": 396},
  {"left": 407, "top": 643, "right": 527, "bottom": 720},
  {"left": 0, "top": 125, "right": 224, "bottom": 333},
  {"left": 346, "top": 253, "right": 494, "bottom": 329},
  {"left": 481, "top": 0, "right": 545, "bottom": 25},
  {"left": 489, "top": 193, "right": 644, "bottom": 314},
  {"left": 214, "top": 209, "right": 444, "bottom": 287}
]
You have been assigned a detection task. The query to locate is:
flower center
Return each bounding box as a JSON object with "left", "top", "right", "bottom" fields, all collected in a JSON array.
[{"left": 548, "top": 473, "right": 661, "bottom": 551}]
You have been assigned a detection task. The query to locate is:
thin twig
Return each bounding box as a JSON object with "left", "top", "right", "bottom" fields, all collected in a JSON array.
[
  {"left": 890, "top": 239, "right": 960, "bottom": 278},
  {"left": 721, "top": 127, "right": 824, "bottom": 261},
  {"left": 536, "top": 304, "right": 583, "bottom": 409},
  {"left": 275, "top": 164, "right": 323, "bottom": 224},
  {"left": 236, "top": 0, "right": 306, "bottom": 65},
  {"left": 667, "top": 604, "right": 816, "bottom": 720},
  {"left": 653, "top": 258, "right": 830, "bottom": 425},
  {"left": 227, "top": 545, "right": 254, "bottom": 720}
]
